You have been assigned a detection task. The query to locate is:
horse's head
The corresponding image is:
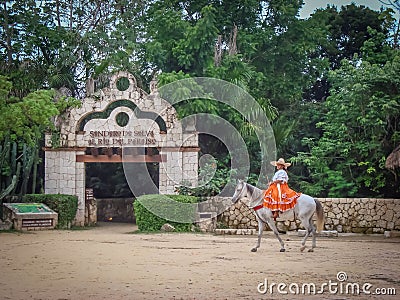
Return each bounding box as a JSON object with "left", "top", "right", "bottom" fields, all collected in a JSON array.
[{"left": 232, "top": 180, "right": 246, "bottom": 204}]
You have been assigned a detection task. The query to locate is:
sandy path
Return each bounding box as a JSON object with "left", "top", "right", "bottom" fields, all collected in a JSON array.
[{"left": 0, "top": 223, "right": 399, "bottom": 300}]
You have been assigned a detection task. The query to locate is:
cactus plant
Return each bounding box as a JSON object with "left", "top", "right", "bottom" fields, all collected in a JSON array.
[
  {"left": 0, "top": 138, "right": 38, "bottom": 201},
  {"left": 0, "top": 162, "right": 21, "bottom": 199}
]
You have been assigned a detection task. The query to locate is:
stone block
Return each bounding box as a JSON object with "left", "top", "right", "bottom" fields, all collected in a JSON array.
[
  {"left": 376, "top": 219, "right": 387, "bottom": 228},
  {"left": 160, "top": 223, "right": 175, "bottom": 232},
  {"left": 384, "top": 230, "right": 400, "bottom": 238},
  {"left": 387, "top": 222, "right": 395, "bottom": 230},
  {"left": 383, "top": 210, "right": 394, "bottom": 221},
  {"left": 327, "top": 211, "right": 336, "bottom": 219},
  {"left": 332, "top": 207, "right": 341, "bottom": 215},
  {"left": 0, "top": 220, "right": 12, "bottom": 231},
  {"left": 358, "top": 208, "right": 367, "bottom": 215},
  {"left": 373, "top": 227, "right": 384, "bottom": 233},
  {"left": 241, "top": 217, "right": 249, "bottom": 224},
  {"left": 364, "top": 214, "right": 373, "bottom": 222},
  {"left": 351, "top": 227, "right": 367, "bottom": 234}
]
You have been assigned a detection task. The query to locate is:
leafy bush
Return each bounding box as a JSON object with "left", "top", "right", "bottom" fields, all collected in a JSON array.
[
  {"left": 134, "top": 194, "right": 198, "bottom": 232},
  {"left": 175, "top": 159, "right": 237, "bottom": 197},
  {"left": 22, "top": 194, "right": 78, "bottom": 229}
]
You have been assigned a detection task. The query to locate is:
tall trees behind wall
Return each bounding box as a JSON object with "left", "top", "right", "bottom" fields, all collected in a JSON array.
[{"left": 0, "top": 0, "right": 399, "bottom": 198}]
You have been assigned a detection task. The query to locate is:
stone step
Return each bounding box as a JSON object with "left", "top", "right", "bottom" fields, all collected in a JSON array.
[
  {"left": 214, "top": 228, "right": 257, "bottom": 235},
  {"left": 215, "top": 229, "right": 340, "bottom": 236},
  {"left": 297, "top": 229, "right": 338, "bottom": 237},
  {"left": 384, "top": 230, "right": 400, "bottom": 238}
]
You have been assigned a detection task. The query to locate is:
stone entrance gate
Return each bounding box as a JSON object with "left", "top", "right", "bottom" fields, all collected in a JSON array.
[{"left": 44, "top": 71, "right": 199, "bottom": 225}]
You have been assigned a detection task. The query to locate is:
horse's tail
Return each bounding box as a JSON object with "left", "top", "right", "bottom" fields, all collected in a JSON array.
[{"left": 314, "top": 199, "right": 325, "bottom": 233}]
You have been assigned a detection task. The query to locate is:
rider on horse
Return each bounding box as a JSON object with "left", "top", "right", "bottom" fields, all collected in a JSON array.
[{"left": 263, "top": 158, "right": 301, "bottom": 220}]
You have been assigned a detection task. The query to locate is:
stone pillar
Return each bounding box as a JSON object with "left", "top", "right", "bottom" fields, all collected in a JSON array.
[
  {"left": 158, "top": 148, "right": 199, "bottom": 195},
  {"left": 74, "top": 150, "right": 86, "bottom": 226},
  {"left": 45, "top": 150, "right": 76, "bottom": 195},
  {"left": 44, "top": 148, "right": 86, "bottom": 226},
  {"left": 159, "top": 150, "right": 182, "bottom": 194},
  {"left": 181, "top": 151, "right": 198, "bottom": 187}
]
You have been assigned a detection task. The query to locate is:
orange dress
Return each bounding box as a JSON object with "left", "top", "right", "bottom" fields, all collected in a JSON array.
[{"left": 263, "top": 170, "right": 301, "bottom": 212}]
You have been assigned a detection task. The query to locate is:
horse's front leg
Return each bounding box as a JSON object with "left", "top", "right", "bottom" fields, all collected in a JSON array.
[
  {"left": 251, "top": 220, "right": 265, "bottom": 252},
  {"left": 266, "top": 218, "right": 286, "bottom": 252}
]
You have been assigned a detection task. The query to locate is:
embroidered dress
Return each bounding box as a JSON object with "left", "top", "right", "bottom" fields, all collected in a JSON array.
[{"left": 263, "top": 170, "right": 301, "bottom": 212}]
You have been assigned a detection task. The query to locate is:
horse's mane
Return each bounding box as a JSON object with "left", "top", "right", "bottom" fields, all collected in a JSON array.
[
  {"left": 247, "top": 183, "right": 255, "bottom": 197},
  {"left": 244, "top": 182, "right": 264, "bottom": 206}
]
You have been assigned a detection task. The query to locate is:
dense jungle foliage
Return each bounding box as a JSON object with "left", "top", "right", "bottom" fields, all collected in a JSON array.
[{"left": 0, "top": 0, "right": 399, "bottom": 198}]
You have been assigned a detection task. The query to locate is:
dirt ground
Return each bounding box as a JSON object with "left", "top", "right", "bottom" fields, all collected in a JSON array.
[{"left": 0, "top": 222, "right": 399, "bottom": 300}]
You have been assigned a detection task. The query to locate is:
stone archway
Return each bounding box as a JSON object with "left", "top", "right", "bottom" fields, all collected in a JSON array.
[{"left": 44, "top": 71, "right": 199, "bottom": 226}]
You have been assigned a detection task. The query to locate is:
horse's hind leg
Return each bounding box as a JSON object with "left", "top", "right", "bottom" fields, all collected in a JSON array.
[
  {"left": 300, "top": 216, "right": 312, "bottom": 252},
  {"left": 310, "top": 218, "right": 317, "bottom": 251},
  {"left": 301, "top": 217, "right": 317, "bottom": 252},
  {"left": 300, "top": 231, "right": 310, "bottom": 252}
]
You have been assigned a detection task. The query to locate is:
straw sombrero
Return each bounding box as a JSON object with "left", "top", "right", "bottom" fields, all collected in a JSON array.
[{"left": 270, "top": 158, "right": 291, "bottom": 167}]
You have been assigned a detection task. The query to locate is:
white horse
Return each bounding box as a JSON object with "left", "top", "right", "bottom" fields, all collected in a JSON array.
[{"left": 231, "top": 180, "right": 325, "bottom": 252}]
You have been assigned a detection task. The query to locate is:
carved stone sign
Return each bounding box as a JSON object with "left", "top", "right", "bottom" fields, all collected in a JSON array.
[{"left": 87, "top": 130, "right": 156, "bottom": 146}]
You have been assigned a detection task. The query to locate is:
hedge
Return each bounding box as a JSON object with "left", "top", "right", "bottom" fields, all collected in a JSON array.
[
  {"left": 134, "top": 194, "right": 198, "bottom": 232},
  {"left": 23, "top": 194, "right": 78, "bottom": 229}
]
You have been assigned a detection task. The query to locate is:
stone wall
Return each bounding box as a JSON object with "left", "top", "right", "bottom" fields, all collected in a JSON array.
[
  {"left": 97, "top": 198, "right": 135, "bottom": 223},
  {"left": 217, "top": 197, "right": 400, "bottom": 234}
]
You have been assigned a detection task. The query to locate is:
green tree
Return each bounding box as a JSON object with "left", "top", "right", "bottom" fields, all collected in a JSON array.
[
  {"left": 0, "top": 75, "right": 80, "bottom": 198},
  {"left": 0, "top": 76, "right": 58, "bottom": 143},
  {"left": 144, "top": 4, "right": 218, "bottom": 75},
  {"left": 295, "top": 54, "right": 400, "bottom": 197},
  {"left": 302, "top": 4, "right": 394, "bottom": 103},
  {"left": 0, "top": 0, "right": 147, "bottom": 96},
  {"left": 311, "top": 4, "right": 391, "bottom": 69}
]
